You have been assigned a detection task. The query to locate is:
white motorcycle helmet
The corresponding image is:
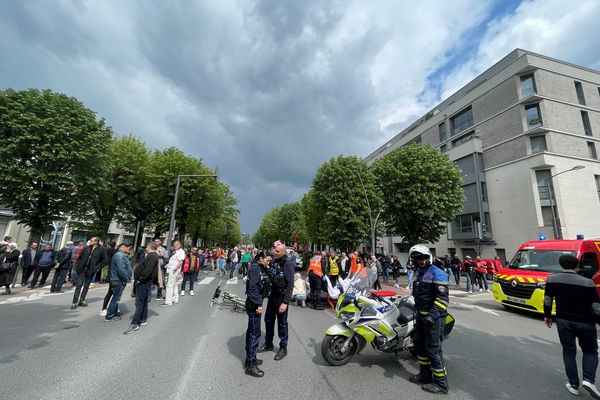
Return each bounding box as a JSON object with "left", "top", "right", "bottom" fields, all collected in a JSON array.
[{"left": 408, "top": 244, "right": 433, "bottom": 260}]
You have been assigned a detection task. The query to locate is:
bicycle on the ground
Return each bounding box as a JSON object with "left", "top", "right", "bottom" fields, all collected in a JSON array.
[{"left": 210, "top": 281, "right": 246, "bottom": 312}]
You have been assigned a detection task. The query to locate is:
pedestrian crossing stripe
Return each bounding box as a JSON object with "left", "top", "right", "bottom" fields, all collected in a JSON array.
[{"left": 199, "top": 277, "right": 215, "bottom": 285}]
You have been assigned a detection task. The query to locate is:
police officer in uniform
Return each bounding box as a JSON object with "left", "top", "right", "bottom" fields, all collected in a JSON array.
[
  {"left": 408, "top": 244, "right": 450, "bottom": 394},
  {"left": 257, "top": 242, "right": 295, "bottom": 361},
  {"left": 244, "top": 251, "right": 272, "bottom": 377}
]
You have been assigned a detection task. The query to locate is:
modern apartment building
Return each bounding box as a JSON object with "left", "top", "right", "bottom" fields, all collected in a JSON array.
[{"left": 365, "top": 49, "right": 600, "bottom": 262}]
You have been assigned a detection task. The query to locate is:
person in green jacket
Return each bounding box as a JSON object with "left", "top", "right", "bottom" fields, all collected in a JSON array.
[{"left": 241, "top": 249, "right": 252, "bottom": 280}]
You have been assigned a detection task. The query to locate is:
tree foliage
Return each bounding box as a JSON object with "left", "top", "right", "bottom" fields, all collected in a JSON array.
[
  {"left": 371, "top": 144, "right": 464, "bottom": 244},
  {"left": 312, "top": 156, "right": 382, "bottom": 251},
  {"left": 0, "top": 89, "right": 112, "bottom": 235}
]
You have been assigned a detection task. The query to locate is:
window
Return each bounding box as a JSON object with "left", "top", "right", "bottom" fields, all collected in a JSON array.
[
  {"left": 588, "top": 141, "right": 598, "bottom": 160},
  {"left": 408, "top": 135, "right": 422, "bottom": 145},
  {"left": 595, "top": 175, "right": 600, "bottom": 202},
  {"left": 541, "top": 206, "right": 556, "bottom": 227},
  {"left": 530, "top": 135, "right": 547, "bottom": 153},
  {"left": 451, "top": 106, "right": 474, "bottom": 136},
  {"left": 481, "top": 182, "right": 488, "bottom": 202},
  {"left": 579, "top": 253, "right": 599, "bottom": 279},
  {"left": 520, "top": 74, "right": 536, "bottom": 97},
  {"left": 535, "top": 169, "right": 553, "bottom": 200},
  {"left": 451, "top": 130, "right": 474, "bottom": 147},
  {"left": 438, "top": 122, "right": 447, "bottom": 142},
  {"left": 440, "top": 144, "right": 447, "bottom": 153},
  {"left": 582, "top": 111, "right": 593, "bottom": 136},
  {"left": 575, "top": 81, "right": 586, "bottom": 105},
  {"left": 525, "top": 104, "right": 542, "bottom": 128},
  {"left": 453, "top": 213, "right": 480, "bottom": 233}
]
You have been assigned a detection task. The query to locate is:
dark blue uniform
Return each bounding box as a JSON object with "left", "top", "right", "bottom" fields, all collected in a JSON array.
[
  {"left": 245, "top": 262, "right": 263, "bottom": 367},
  {"left": 264, "top": 254, "right": 295, "bottom": 349},
  {"left": 413, "top": 263, "right": 450, "bottom": 391}
]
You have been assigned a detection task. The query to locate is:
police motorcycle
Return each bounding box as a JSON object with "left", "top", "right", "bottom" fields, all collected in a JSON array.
[{"left": 321, "top": 268, "right": 455, "bottom": 366}]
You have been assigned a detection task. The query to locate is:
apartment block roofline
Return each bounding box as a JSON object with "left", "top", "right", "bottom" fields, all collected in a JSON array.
[{"left": 364, "top": 48, "right": 600, "bottom": 163}]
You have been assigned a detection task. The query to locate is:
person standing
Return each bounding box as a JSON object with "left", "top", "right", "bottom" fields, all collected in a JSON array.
[
  {"left": 307, "top": 253, "right": 324, "bottom": 310},
  {"left": 229, "top": 246, "right": 240, "bottom": 279},
  {"left": 161, "top": 240, "right": 185, "bottom": 307},
  {"left": 391, "top": 256, "right": 402, "bottom": 288},
  {"left": 369, "top": 255, "right": 382, "bottom": 290},
  {"left": 69, "top": 241, "right": 84, "bottom": 285},
  {"left": 71, "top": 237, "right": 107, "bottom": 309},
  {"left": 20, "top": 242, "right": 38, "bottom": 287},
  {"left": 181, "top": 247, "right": 199, "bottom": 296},
  {"left": 125, "top": 243, "right": 159, "bottom": 334},
  {"left": 408, "top": 244, "right": 449, "bottom": 394},
  {"left": 380, "top": 252, "right": 391, "bottom": 284},
  {"left": 450, "top": 254, "right": 462, "bottom": 287},
  {"left": 544, "top": 254, "right": 600, "bottom": 399},
  {"left": 328, "top": 251, "right": 339, "bottom": 287},
  {"left": 30, "top": 244, "right": 56, "bottom": 289},
  {"left": 474, "top": 256, "right": 489, "bottom": 292},
  {"left": 241, "top": 249, "right": 252, "bottom": 280},
  {"left": 50, "top": 241, "right": 73, "bottom": 293},
  {"left": 0, "top": 243, "right": 20, "bottom": 295},
  {"left": 244, "top": 251, "right": 271, "bottom": 377},
  {"left": 154, "top": 238, "right": 169, "bottom": 300},
  {"left": 104, "top": 244, "right": 132, "bottom": 321},
  {"left": 257, "top": 243, "right": 294, "bottom": 361},
  {"left": 339, "top": 252, "right": 349, "bottom": 280},
  {"left": 463, "top": 256, "right": 474, "bottom": 294},
  {"left": 406, "top": 257, "right": 415, "bottom": 290}
]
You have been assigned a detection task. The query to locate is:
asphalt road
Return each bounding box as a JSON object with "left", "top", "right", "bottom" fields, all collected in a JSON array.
[{"left": 0, "top": 272, "right": 596, "bottom": 400}]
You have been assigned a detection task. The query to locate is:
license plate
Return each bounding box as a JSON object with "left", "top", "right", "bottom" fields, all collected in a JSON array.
[{"left": 507, "top": 296, "right": 526, "bottom": 304}]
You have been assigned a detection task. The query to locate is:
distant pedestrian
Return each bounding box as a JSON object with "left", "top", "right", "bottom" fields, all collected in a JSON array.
[
  {"left": 50, "top": 241, "right": 73, "bottom": 293},
  {"left": 0, "top": 243, "right": 19, "bottom": 295},
  {"left": 154, "top": 238, "right": 168, "bottom": 300},
  {"left": 161, "top": 240, "right": 184, "bottom": 307},
  {"left": 369, "top": 255, "right": 382, "bottom": 290},
  {"left": 406, "top": 257, "right": 415, "bottom": 290},
  {"left": 544, "top": 254, "right": 600, "bottom": 399},
  {"left": 391, "top": 255, "right": 402, "bottom": 287},
  {"left": 229, "top": 246, "right": 240, "bottom": 279},
  {"left": 29, "top": 244, "right": 56, "bottom": 289},
  {"left": 240, "top": 249, "right": 252, "bottom": 280},
  {"left": 20, "top": 242, "right": 38, "bottom": 287},
  {"left": 450, "top": 254, "right": 462, "bottom": 286},
  {"left": 474, "top": 256, "right": 489, "bottom": 292},
  {"left": 104, "top": 244, "right": 132, "bottom": 321},
  {"left": 69, "top": 241, "right": 84, "bottom": 285},
  {"left": 380, "top": 252, "right": 391, "bottom": 284},
  {"left": 71, "top": 237, "right": 107, "bottom": 309},
  {"left": 463, "top": 256, "right": 474, "bottom": 294},
  {"left": 339, "top": 252, "right": 349, "bottom": 279},
  {"left": 125, "top": 243, "right": 159, "bottom": 334},
  {"left": 328, "top": 251, "right": 340, "bottom": 287},
  {"left": 307, "top": 254, "right": 324, "bottom": 310},
  {"left": 181, "top": 247, "right": 199, "bottom": 296}
]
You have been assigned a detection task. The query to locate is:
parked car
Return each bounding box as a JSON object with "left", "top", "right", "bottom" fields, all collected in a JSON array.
[{"left": 286, "top": 247, "right": 303, "bottom": 270}]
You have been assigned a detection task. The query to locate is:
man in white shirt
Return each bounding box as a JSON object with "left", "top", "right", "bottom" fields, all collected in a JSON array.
[{"left": 161, "top": 240, "right": 185, "bottom": 307}]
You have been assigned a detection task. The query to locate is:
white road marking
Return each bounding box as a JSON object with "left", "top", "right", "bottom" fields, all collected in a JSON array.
[
  {"left": 226, "top": 277, "right": 238, "bottom": 285},
  {"left": 451, "top": 301, "right": 501, "bottom": 316},
  {"left": 198, "top": 277, "right": 215, "bottom": 285}
]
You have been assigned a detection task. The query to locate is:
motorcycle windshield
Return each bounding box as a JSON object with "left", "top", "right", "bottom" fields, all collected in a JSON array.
[{"left": 345, "top": 268, "right": 378, "bottom": 296}]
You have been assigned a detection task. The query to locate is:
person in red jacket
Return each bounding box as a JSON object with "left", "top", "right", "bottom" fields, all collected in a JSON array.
[{"left": 474, "top": 256, "right": 490, "bottom": 292}]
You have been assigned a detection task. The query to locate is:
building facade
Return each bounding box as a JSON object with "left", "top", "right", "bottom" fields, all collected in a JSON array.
[{"left": 365, "top": 49, "right": 600, "bottom": 262}]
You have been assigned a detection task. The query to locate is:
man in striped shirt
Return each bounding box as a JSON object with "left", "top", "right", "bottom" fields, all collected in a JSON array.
[{"left": 544, "top": 254, "right": 600, "bottom": 399}]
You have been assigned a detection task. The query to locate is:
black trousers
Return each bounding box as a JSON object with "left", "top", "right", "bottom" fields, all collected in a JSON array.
[
  {"left": 264, "top": 295, "right": 289, "bottom": 349},
  {"left": 102, "top": 283, "right": 115, "bottom": 310},
  {"left": 29, "top": 267, "right": 52, "bottom": 288},
  {"left": 21, "top": 266, "right": 35, "bottom": 286},
  {"left": 414, "top": 314, "right": 448, "bottom": 390},
  {"left": 50, "top": 268, "right": 68, "bottom": 292},
  {"left": 72, "top": 270, "right": 94, "bottom": 305},
  {"left": 309, "top": 274, "right": 321, "bottom": 306},
  {"left": 245, "top": 302, "right": 262, "bottom": 367}
]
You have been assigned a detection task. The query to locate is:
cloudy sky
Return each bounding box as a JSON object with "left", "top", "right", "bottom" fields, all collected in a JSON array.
[{"left": 1, "top": 0, "right": 599, "bottom": 232}]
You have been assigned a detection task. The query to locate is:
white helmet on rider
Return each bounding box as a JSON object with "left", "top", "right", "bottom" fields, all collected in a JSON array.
[{"left": 408, "top": 244, "right": 433, "bottom": 260}]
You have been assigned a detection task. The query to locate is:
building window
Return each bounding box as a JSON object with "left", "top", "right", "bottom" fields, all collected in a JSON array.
[
  {"left": 582, "top": 111, "right": 593, "bottom": 136},
  {"left": 525, "top": 104, "right": 542, "bottom": 128},
  {"left": 541, "top": 206, "right": 556, "bottom": 227},
  {"left": 530, "top": 135, "right": 547, "bottom": 153},
  {"left": 408, "top": 135, "right": 422, "bottom": 145},
  {"left": 453, "top": 213, "right": 478, "bottom": 233},
  {"left": 595, "top": 175, "right": 600, "bottom": 202},
  {"left": 520, "top": 74, "right": 536, "bottom": 97},
  {"left": 440, "top": 144, "right": 447, "bottom": 153},
  {"left": 438, "top": 122, "right": 447, "bottom": 142},
  {"left": 451, "top": 106, "right": 474, "bottom": 136},
  {"left": 535, "top": 169, "right": 553, "bottom": 200},
  {"left": 588, "top": 142, "right": 598, "bottom": 160},
  {"left": 451, "top": 130, "right": 474, "bottom": 147},
  {"left": 481, "top": 181, "right": 488, "bottom": 202},
  {"left": 575, "top": 81, "right": 586, "bottom": 105}
]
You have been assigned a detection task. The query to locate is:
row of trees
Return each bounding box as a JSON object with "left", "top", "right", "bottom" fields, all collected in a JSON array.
[
  {"left": 0, "top": 88, "right": 240, "bottom": 247},
  {"left": 253, "top": 145, "right": 465, "bottom": 251}
]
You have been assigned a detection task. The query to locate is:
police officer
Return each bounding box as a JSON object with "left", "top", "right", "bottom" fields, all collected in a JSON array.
[
  {"left": 257, "top": 243, "right": 295, "bottom": 361},
  {"left": 408, "top": 244, "right": 450, "bottom": 394},
  {"left": 244, "top": 251, "right": 272, "bottom": 377}
]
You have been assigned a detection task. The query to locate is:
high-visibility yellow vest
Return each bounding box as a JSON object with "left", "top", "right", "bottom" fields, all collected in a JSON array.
[{"left": 329, "top": 256, "right": 339, "bottom": 275}]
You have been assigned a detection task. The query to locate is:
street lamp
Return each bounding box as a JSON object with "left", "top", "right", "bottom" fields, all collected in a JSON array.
[
  {"left": 545, "top": 165, "right": 585, "bottom": 239},
  {"left": 353, "top": 168, "right": 382, "bottom": 254},
  {"left": 166, "top": 173, "right": 217, "bottom": 256}
]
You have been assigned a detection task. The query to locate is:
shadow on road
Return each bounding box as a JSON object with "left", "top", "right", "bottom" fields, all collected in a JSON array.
[{"left": 226, "top": 332, "right": 247, "bottom": 366}]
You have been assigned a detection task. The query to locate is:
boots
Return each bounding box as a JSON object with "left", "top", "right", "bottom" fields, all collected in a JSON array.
[{"left": 409, "top": 365, "right": 433, "bottom": 385}]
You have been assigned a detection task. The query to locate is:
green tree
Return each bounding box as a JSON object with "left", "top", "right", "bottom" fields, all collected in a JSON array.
[
  {"left": 252, "top": 207, "right": 279, "bottom": 249},
  {"left": 312, "top": 155, "right": 383, "bottom": 251},
  {"left": 0, "top": 89, "right": 112, "bottom": 237},
  {"left": 300, "top": 190, "right": 323, "bottom": 247},
  {"left": 371, "top": 144, "right": 464, "bottom": 244}
]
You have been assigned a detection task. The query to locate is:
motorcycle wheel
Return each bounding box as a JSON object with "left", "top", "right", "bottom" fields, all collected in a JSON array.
[{"left": 321, "top": 335, "right": 358, "bottom": 366}]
